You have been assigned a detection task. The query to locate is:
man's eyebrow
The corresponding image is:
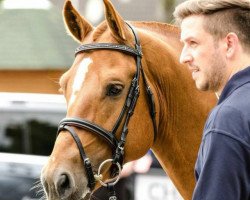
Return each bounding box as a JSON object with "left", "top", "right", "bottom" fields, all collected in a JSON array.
[{"left": 180, "top": 36, "right": 196, "bottom": 43}]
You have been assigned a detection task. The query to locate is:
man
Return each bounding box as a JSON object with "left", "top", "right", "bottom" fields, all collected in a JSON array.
[{"left": 173, "top": 0, "right": 250, "bottom": 199}]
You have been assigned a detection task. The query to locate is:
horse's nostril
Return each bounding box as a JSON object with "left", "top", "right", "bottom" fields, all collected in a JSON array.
[
  {"left": 56, "top": 173, "right": 73, "bottom": 198},
  {"left": 59, "top": 174, "right": 70, "bottom": 189}
]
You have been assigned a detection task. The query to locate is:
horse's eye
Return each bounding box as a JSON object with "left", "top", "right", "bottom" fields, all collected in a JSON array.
[{"left": 106, "top": 84, "right": 123, "bottom": 96}]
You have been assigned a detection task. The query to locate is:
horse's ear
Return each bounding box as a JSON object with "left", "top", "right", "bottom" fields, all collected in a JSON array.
[
  {"left": 63, "top": 0, "right": 93, "bottom": 43},
  {"left": 103, "top": 0, "right": 128, "bottom": 42}
]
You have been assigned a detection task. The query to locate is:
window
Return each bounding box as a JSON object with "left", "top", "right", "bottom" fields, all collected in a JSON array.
[{"left": 0, "top": 93, "right": 66, "bottom": 156}]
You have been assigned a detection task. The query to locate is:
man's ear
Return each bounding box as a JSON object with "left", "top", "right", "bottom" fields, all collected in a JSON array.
[
  {"left": 63, "top": 0, "right": 93, "bottom": 43},
  {"left": 225, "top": 32, "right": 239, "bottom": 58},
  {"left": 103, "top": 0, "right": 129, "bottom": 42}
]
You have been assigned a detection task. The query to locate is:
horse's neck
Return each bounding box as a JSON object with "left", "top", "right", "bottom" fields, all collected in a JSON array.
[{"left": 135, "top": 22, "right": 216, "bottom": 199}]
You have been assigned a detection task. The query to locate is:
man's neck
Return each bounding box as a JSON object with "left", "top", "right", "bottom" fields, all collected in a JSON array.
[
  {"left": 215, "top": 52, "right": 250, "bottom": 98},
  {"left": 230, "top": 52, "right": 250, "bottom": 77}
]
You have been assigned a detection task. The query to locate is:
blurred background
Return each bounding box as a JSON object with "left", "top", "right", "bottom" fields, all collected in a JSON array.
[{"left": 0, "top": 0, "right": 185, "bottom": 200}]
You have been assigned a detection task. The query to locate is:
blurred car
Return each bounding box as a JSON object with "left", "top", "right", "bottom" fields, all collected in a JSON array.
[
  {"left": 0, "top": 92, "right": 66, "bottom": 155},
  {"left": 0, "top": 92, "right": 66, "bottom": 200},
  {"left": 0, "top": 153, "right": 48, "bottom": 200}
]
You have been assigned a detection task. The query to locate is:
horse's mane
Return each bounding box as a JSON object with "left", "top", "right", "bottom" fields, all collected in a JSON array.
[
  {"left": 93, "top": 22, "right": 108, "bottom": 41},
  {"left": 132, "top": 21, "right": 180, "bottom": 42},
  {"left": 133, "top": 21, "right": 184, "bottom": 54}
]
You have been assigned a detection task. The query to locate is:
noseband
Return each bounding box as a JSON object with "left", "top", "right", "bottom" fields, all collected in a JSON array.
[{"left": 57, "top": 23, "right": 157, "bottom": 197}]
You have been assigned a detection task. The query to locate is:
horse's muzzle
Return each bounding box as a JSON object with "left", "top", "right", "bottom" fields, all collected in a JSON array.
[{"left": 41, "top": 167, "right": 90, "bottom": 200}]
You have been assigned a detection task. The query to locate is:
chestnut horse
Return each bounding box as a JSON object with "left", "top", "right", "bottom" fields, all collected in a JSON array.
[{"left": 41, "top": 0, "right": 216, "bottom": 199}]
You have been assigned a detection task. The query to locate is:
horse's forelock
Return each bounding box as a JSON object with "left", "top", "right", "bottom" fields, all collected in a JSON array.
[{"left": 92, "top": 22, "right": 108, "bottom": 42}]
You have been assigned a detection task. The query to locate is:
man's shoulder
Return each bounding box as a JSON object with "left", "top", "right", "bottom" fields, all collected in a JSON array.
[
  {"left": 205, "top": 103, "right": 244, "bottom": 132},
  {"left": 222, "top": 82, "right": 250, "bottom": 110},
  {"left": 212, "top": 81, "right": 250, "bottom": 120},
  {"left": 204, "top": 86, "right": 250, "bottom": 145}
]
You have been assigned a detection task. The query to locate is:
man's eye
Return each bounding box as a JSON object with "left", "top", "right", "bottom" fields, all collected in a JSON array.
[
  {"left": 106, "top": 84, "right": 123, "bottom": 96},
  {"left": 190, "top": 41, "right": 197, "bottom": 47}
]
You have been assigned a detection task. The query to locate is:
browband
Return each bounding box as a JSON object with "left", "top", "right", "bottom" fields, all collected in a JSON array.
[{"left": 75, "top": 43, "right": 143, "bottom": 57}]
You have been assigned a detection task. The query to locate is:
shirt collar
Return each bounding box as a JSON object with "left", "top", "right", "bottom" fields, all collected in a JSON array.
[{"left": 218, "top": 66, "right": 250, "bottom": 104}]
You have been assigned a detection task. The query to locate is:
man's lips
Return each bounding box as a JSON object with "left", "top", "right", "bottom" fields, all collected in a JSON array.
[
  {"left": 188, "top": 65, "right": 199, "bottom": 72},
  {"left": 189, "top": 68, "right": 199, "bottom": 79}
]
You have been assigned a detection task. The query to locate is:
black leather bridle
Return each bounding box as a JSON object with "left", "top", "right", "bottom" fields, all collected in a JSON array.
[{"left": 57, "top": 23, "right": 157, "bottom": 196}]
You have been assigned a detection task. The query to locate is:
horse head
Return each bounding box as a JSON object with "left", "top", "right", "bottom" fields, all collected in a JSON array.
[{"left": 41, "top": 0, "right": 158, "bottom": 199}]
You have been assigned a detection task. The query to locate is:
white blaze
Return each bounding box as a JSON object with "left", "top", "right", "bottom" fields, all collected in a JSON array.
[{"left": 69, "top": 58, "right": 92, "bottom": 107}]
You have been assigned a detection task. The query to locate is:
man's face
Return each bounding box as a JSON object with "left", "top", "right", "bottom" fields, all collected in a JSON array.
[{"left": 180, "top": 15, "right": 227, "bottom": 93}]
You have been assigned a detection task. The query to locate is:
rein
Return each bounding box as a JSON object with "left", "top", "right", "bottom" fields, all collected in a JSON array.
[{"left": 57, "top": 23, "right": 157, "bottom": 199}]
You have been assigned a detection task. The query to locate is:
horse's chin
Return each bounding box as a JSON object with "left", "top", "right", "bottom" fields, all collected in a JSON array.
[
  {"left": 82, "top": 192, "right": 91, "bottom": 200},
  {"left": 42, "top": 186, "right": 91, "bottom": 200},
  {"left": 76, "top": 188, "right": 91, "bottom": 200},
  {"left": 44, "top": 192, "right": 91, "bottom": 200}
]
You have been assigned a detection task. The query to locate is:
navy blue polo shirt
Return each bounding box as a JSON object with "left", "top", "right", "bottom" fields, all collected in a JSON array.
[{"left": 193, "top": 66, "right": 250, "bottom": 200}]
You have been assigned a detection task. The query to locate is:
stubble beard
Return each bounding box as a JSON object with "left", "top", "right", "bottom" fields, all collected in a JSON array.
[{"left": 197, "top": 51, "right": 227, "bottom": 92}]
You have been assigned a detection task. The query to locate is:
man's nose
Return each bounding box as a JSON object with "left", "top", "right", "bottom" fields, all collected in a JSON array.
[{"left": 179, "top": 49, "right": 193, "bottom": 64}]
